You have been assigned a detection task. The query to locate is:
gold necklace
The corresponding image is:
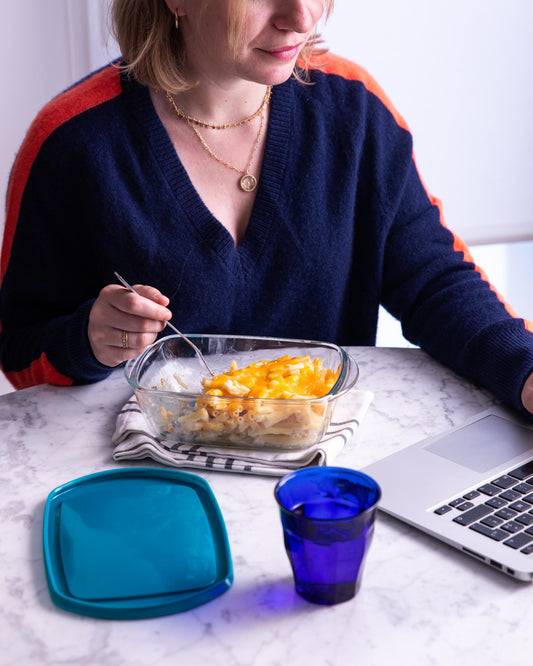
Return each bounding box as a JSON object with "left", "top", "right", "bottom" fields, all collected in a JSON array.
[
  {"left": 184, "top": 109, "right": 266, "bottom": 192},
  {"left": 165, "top": 86, "right": 272, "bottom": 130}
]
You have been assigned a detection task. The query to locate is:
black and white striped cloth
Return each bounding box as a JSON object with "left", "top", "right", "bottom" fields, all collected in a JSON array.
[{"left": 112, "top": 391, "right": 374, "bottom": 477}]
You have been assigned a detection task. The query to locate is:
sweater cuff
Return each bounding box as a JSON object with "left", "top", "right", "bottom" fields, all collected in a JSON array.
[
  {"left": 47, "top": 299, "right": 114, "bottom": 384},
  {"left": 462, "top": 321, "right": 533, "bottom": 420}
]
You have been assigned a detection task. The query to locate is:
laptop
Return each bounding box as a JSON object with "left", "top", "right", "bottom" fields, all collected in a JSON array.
[{"left": 361, "top": 405, "right": 533, "bottom": 581}]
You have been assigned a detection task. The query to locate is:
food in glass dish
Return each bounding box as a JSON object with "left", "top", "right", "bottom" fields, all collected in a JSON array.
[
  {"left": 171, "top": 355, "right": 340, "bottom": 447},
  {"left": 125, "top": 335, "right": 358, "bottom": 450}
]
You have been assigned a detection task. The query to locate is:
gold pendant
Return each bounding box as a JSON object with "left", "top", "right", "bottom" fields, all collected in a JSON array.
[{"left": 240, "top": 174, "right": 257, "bottom": 192}]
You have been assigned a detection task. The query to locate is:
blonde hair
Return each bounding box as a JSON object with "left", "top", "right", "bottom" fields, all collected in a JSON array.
[{"left": 111, "top": 0, "right": 335, "bottom": 93}]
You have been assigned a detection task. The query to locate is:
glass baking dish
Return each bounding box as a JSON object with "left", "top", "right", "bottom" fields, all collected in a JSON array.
[{"left": 125, "top": 334, "right": 359, "bottom": 451}]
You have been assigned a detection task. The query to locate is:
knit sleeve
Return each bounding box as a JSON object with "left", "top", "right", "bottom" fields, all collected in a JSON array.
[
  {"left": 379, "top": 149, "right": 533, "bottom": 417},
  {"left": 0, "top": 66, "right": 123, "bottom": 388},
  {"left": 0, "top": 185, "right": 114, "bottom": 389},
  {"left": 325, "top": 55, "right": 533, "bottom": 416},
  {"left": 0, "top": 115, "right": 115, "bottom": 389}
]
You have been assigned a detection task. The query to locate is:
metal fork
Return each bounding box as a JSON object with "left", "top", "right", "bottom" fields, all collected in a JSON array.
[{"left": 114, "top": 272, "right": 215, "bottom": 377}]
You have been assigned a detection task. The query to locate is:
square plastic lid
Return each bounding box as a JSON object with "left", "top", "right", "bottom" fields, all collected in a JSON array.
[{"left": 43, "top": 467, "right": 232, "bottom": 619}]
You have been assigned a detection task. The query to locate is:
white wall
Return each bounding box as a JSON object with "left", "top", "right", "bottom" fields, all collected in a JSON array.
[{"left": 322, "top": 0, "right": 533, "bottom": 245}]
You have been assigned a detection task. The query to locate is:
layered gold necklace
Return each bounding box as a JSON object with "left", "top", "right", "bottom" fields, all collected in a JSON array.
[{"left": 166, "top": 86, "right": 272, "bottom": 193}]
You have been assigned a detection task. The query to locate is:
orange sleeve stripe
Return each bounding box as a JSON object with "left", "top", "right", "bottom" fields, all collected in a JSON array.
[
  {"left": 4, "top": 353, "right": 73, "bottom": 390},
  {"left": 309, "top": 53, "right": 533, "bottom": 333},
  {"left": 1, "top": 64, "right": 123, "bottom": 283}
]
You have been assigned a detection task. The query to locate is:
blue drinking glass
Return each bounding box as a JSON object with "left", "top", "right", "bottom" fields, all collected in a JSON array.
[{"left": 274, "top": 466, "right": 381, "bottom": 605}]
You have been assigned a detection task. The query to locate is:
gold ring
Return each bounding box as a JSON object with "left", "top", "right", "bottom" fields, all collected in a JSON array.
[{"left": 121, "top": 330, "right": 129, "bottom": 349}]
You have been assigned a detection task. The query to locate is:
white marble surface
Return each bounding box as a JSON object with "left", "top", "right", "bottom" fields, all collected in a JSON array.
[{"left": 2, "top": 347, "right": 532, "bottom": 666}]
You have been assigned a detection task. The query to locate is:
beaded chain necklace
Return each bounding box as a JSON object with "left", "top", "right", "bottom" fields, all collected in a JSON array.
[{"left": 165, "top": 87, "right": 272, "bottom": 192}]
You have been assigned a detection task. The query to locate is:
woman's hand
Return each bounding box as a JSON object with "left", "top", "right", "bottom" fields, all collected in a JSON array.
[
  {"left": 88, "top": 283, "right": 172, "bottom": 367},
  {"left": 522, "top": 371, "right": 533, "bottom": 416}
]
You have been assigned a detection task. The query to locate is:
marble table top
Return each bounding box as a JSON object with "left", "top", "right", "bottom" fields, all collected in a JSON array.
[{"left": 2, "top": 347, "right": 532, "bottom": 665}]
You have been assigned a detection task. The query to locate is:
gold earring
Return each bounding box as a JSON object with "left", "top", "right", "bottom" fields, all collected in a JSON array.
[{"left": 174, "top": 10, "right": 179, "bottom": 30}]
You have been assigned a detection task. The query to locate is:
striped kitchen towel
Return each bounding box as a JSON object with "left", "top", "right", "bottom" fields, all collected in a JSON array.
[{"left": 112, "top": 390, "right": 373, "bottom": 477}]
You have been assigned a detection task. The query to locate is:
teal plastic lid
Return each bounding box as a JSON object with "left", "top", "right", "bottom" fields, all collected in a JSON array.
[{"left": 43, "top": 467, "right": 232, "bottom": 619}]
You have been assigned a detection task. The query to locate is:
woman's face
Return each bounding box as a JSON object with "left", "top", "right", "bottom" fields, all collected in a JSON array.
[{"left": 176, "top": 0, "right": 326, "bottom": 88}]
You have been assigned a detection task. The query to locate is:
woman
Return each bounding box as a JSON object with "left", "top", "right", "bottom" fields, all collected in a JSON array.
[{"left": 1, "top": 0, "right": 532, "bottom": 415}]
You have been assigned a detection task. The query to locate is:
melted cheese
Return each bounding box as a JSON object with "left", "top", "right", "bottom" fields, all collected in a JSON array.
[{"left": 202, "top": 354, "right": 339, "bottom": 399}]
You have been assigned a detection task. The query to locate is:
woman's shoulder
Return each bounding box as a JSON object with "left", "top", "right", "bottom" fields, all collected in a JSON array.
[
  {"left": 21, "top": 63, "right": 123, "bottom": 158},
  {"left": 6, "top": 63, "right": 126, "bottom": 227},
  {"left": 308, "top": 52, "right": 373, "bottom": 83},
  {"left": 307, "top": 52, "right": 409, "bottom": 131}
]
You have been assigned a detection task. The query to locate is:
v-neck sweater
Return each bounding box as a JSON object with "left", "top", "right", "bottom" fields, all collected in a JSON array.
[{"left": 1, "top": 55, "right": 532, "bottom": 416}]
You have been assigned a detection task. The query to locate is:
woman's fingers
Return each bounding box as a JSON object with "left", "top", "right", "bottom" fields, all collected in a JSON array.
[
  {"left": 521, "top": 372, "right": 533, "bottom": 415},
  {"left": 111, "top": 284, "right": 171, "bottom": 322},
  {"left": 88, "top": 283, "right": 172, "bottom": 367}
]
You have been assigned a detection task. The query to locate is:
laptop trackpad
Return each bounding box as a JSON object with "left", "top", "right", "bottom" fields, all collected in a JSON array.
[{"left": 425, "top": 415, "right": 533, "bottom": 473}]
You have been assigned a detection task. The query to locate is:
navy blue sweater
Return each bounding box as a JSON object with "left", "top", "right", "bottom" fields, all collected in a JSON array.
[{"left": 1, "top": 55, "right": 532, "bottom": 414}]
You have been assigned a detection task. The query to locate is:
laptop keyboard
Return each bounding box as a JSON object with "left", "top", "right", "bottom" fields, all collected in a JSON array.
[{"left": 433, "top": 460, "right": 533, "bottom": 555}]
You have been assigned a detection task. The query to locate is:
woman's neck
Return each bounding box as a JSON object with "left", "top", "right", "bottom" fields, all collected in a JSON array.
[{"left": 169, "top": 80, "right": 270, "bottom": 128}]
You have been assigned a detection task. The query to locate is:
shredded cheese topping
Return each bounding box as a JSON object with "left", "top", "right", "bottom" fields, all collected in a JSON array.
[{"left": 202, "top": 354, "right": 339, "bottom": 399}]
